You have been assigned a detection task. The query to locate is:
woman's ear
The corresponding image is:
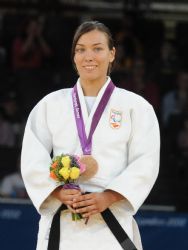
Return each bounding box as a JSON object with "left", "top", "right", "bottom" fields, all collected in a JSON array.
[{"left": 109, "top": 47, "right": 116, "bottom": 63}]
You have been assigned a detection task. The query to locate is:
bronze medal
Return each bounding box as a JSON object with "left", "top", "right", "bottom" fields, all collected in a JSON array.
[{"left": 79, "top": 155, "right": 98, "bottom": 181}]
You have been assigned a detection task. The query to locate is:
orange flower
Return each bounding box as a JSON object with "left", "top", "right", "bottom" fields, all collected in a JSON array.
[
  {"left": 50, "top": 171, "right": 57, "bottom": 180},
  {"left": 51, "top": 161, "right": 58, "bottom": 169}
]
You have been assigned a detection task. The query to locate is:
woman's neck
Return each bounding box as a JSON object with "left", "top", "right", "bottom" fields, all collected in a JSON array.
[{"left": 80, "top": 77, "right": 108, "bottom": 96}]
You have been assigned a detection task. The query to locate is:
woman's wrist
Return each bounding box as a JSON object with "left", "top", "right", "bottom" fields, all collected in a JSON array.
[
  {"left": 104, "top": 189, "right": 125, "bottom": 206},
  {"left": 51, "top": 186, "right": 62, "bottom": 200}
]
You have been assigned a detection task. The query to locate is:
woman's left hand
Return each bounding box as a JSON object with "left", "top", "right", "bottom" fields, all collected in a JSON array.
[{"left": 72, "top": 190, "right": 124, "bottom": 218}]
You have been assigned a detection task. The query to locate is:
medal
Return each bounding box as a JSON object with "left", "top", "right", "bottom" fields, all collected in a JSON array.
[
  {"left": 79, "top": 155, "right": 98, "bottom": 181},
  {"left": 72, "top": 80, "right": 115, "bottom": 179}
]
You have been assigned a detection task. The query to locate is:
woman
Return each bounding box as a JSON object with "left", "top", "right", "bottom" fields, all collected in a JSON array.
[{"left": 21, "top": 21, "right": 160, "bottom": 250}]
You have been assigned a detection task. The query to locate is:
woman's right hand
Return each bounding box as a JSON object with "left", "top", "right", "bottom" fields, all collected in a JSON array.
[{"left": 52, "top": 187, "right": 82, "bottom": 207}]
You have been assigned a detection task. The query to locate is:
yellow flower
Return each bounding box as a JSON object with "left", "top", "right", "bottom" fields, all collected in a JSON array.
[
  {"left": 70, "top": 167, "right": 80, "bottom": 180},
  {"left": 59, "top": 167, "right": 70, "bottom": 180},
  {"left": 61, "top": 156, "right": 71, "bottom": 168}
]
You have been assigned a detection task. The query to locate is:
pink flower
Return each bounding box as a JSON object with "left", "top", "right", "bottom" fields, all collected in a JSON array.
[{"left": 76, "top": 156, "right": 86, "bottom": 174}]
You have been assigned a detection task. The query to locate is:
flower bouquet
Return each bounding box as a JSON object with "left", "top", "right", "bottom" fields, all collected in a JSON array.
[{"left": 49, "top": 154, "right": 86, "bottom": 221}]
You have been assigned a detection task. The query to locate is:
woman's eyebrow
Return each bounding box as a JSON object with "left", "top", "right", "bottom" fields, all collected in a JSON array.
[{"left": 76, "top": 42, "right": 103, "bottom": 46}]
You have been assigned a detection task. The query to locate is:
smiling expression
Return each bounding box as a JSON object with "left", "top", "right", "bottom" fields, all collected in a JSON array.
[{"left": 74, "top": 29, "right": 115, "bottom": 85}]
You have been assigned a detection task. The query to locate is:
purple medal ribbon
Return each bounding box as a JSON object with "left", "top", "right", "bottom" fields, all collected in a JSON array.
[{"left": 72, "top": 81, "right": 115, "bottom": 155}]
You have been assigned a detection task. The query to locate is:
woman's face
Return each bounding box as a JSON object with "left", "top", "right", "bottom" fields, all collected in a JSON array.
[{"left": 74, "top": 29, "right": 115, "bottom": 84}]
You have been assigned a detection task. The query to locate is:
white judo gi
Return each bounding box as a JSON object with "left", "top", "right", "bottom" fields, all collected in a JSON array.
[{"left": 21, "top": 77, "right": 160, "bottom": 250}]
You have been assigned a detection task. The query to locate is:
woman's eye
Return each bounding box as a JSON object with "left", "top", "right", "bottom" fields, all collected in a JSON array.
[
  {"left": 75, "top": 48, "right": 85, "bottom": 53},
  {"left": 94, "top": 47, "right": 102, "bottom": 52}
]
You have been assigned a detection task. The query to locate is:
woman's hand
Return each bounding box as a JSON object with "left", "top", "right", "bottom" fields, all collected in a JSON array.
[
  {"left": 52, "top": 187, "right": 81, "bottom": 208},
  {"left": 72, "top": 190, "right": 124, "bottom": 218}
]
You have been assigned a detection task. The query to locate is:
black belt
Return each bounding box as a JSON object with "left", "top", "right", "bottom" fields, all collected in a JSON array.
[{"left": 47, "top": 204, "right": 137, "bottom": 250}]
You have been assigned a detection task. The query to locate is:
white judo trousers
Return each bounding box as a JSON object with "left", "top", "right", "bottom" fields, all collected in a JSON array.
[{"left": 21, "top": 77, "right": 160, "bottom": 250}]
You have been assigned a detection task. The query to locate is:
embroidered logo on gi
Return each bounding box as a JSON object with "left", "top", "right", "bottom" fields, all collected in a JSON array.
[{"left": 109, "top": 109, "right": 122, "bottom": 129}]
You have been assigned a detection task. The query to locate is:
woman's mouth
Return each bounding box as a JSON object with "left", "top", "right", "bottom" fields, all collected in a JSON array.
[{"left": 83, "top": 65, "right": 97, "bottom": 71}]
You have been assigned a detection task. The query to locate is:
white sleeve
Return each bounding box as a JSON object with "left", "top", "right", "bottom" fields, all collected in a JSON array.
[
  {"left": 21, "top": 99, "right": 61, "bottom": 215},
  {"left": 106, "top": 102, "right": 160, "bottom": 214}
]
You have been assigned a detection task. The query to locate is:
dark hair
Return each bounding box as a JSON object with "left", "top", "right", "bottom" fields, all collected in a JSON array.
[{"left": 71, "top": 20, "right": 115, "bottom": 74}]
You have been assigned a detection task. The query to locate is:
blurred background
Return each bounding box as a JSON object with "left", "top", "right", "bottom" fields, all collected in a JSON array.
[{"left": 0, "top": 0, "right": 188, "bottom": 249}]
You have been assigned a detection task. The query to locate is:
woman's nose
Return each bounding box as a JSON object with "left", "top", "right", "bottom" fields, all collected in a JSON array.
[{"left": 84, "top": 50, "right": 94, "bottom": 61}]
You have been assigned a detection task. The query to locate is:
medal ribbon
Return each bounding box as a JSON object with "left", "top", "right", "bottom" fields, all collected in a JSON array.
[{"left": 72, "top": 81, "right": 115, "bottom": 155}]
